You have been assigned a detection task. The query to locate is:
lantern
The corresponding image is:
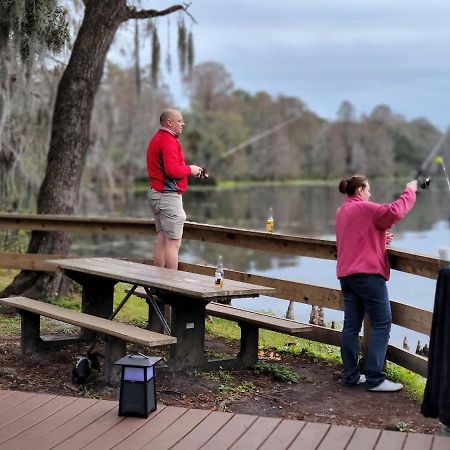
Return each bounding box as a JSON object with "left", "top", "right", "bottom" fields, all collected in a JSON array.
[{"left": 114, "top": 354, "right": 161, "bottom": 418}]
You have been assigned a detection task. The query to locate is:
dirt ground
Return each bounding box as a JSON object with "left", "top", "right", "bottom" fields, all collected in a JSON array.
[{"left": 0, "top": 332, "right": 440, "bottom": 435}]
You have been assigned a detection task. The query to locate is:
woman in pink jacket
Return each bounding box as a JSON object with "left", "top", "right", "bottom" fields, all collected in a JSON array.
[{"left": 336, "top": 175, "right": 417, "bottom": 392}]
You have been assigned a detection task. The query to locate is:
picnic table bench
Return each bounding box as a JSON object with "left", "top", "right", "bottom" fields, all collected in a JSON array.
[
  {"left": 0, "top": 296, "right": 176, "bottom": 385},
  {"left": 46, "top": 257, "right": 275, "bottom": 371},
  {"left": 132, "top": 286, "right": 312, "bottom": 368}
]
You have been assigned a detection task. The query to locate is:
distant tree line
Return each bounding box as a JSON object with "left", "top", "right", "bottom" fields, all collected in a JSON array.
[
  {"left": 89, "top": 61, "right": 448, "bottom": 200},
  {"left": 3, "top": 60, "right": 448, "bottom": 216},
  {"left": 76, "top": 61, "right": 447, "bottom": 206},
  {"left": 182, "top": 63, "right": 446, "bottom": 182}
]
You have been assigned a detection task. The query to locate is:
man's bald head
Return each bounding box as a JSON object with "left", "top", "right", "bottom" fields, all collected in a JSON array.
[
  {"left": 160, "top": 109, "right": 180, "bottom": 125},
  {"left": 160, "top": 109, "right": 185, "bottom": 135}
]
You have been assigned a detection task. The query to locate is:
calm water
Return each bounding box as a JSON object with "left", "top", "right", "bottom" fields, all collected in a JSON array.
[{"left": 75, "top": 179, "right": 450, "bottom": 348}]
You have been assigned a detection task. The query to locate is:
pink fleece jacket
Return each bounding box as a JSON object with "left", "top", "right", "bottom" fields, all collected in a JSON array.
[{"left": 336, "top": 187, "right": 416, "bottom": 280}]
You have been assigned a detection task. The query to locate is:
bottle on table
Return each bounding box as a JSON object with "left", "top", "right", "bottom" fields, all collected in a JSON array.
[
  {"left": 214, "top": 255, "right": 224, "bottom": 288},
  {"left": 266, "top": 207, "right": 274, "bottom": 233}
]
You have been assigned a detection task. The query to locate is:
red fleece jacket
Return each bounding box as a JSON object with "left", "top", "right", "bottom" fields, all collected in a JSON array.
[
  {"left": 336, "top": 187, "right": 416, "bottom": 280},
  {"left": 147, "top": 129, "right": 191, "bottom": 193}
]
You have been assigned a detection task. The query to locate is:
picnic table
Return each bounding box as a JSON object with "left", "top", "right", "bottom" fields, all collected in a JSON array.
[{"left": 47, "top": 257, "right": 275, "bottom": 370}]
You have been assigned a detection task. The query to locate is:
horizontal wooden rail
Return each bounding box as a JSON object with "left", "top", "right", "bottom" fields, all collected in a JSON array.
[{"left": 0, "top": 213, "right": 441, "bottom": 279}]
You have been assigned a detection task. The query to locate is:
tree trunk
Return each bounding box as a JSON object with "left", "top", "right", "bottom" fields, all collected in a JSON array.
[{"left": 1, "top": 1, "right": 129, "bottom": 300}]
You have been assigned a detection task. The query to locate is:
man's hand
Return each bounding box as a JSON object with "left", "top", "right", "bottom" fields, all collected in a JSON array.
[{"left": 189, "top": 165, "right": 203, "bottom": 177}]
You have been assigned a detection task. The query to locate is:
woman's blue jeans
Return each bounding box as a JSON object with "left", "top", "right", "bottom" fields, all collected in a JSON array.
[{"left": 339, "top": 274, "right": 392, "bottom": 388}]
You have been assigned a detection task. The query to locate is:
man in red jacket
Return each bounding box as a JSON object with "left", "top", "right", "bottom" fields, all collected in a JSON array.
[{"left": 147, "top": 109, "right": 202, "bottom": 269}]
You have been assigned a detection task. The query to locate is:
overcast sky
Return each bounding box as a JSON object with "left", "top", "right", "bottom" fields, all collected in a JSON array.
[{"left": 143, "top": 0, "right": 450, "bottom": 130}]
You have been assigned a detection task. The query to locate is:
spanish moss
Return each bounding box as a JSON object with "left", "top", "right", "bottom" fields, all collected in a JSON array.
[
  {"left": 0, "top": 1, "right": 68, "bottom": 63},
  {"left": 177, "top": 15, "right": 186, "bottom": 75},
  {"left": 151, "top": 25, "right": 160, "bottom": 88},
  {"left": 166, "top": 17, "right": 171, "bottom": 73},
  {"left": 187, "top": 30, "right": 194, "bottom": 77}
]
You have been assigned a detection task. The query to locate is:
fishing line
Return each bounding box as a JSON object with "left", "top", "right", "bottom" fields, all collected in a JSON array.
[
  {"left": 207, "top": 114, "right": 304, "bottom": 171},
  {"left": 414, "top": 128, "right": 449, "bottom": 179},
  {"left": 434, "top": 155, "right": 450, "bottom": 191}
]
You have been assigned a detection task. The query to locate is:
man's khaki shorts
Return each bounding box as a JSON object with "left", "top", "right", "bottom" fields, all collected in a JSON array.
[{"left": 149, "top": 189, "right": 186, "bottom": 240}]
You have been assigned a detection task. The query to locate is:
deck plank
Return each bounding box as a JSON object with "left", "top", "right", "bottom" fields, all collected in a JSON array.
[
  {"left": 200, "top": 413, "right": 259, "bottom": 450},
  {"left": 432, "top": 435, "right": 450, "bottom": 449},
  {"left": 289, "top": 422, "right": 331, "bottom": 449},
  {"left": 52, "top": 405, "right": 123, "bottom": 449},
  {"left": 316, "top": 425, "right": 355, "bottom": 449},
  {"left": 346, "top": 427, "right": 381, "bottom": 450},
  {"left": 0, "top": 397, "right": 98, "bottom": 450},
  {"left": 0, "top": 393, "right": 56, "bottom": 431},
  {"left": 258, "top": 419, "right": 306, "bottom": 450},
  {"left": 0, "top": 390, "right": 15, "bottom": 400},
  {"left": 81, "top": 405, "right": 167, "bottom": 450},
  {"left": 142, "top": 408, "right": 211, "bottom": 449},
  {"left": 0, "top": 390, "right": 35, "bottom": 415},
  {"left": 171, "top": 411, "right": 234, "bottom": 450},
  {"left": 112, "top": 406, "right": 188, "bottom": 450},
  {"left": 230, "top": 416, "right": 283, "bottom": 450},
  {"left": 374, "top": 430, "right": 407, "bottom": 449},
  {"left": 32, "top": 399, "right": 116, "bottom": 450},
  {"left": 0, "top": 395, "right": 75, "bottom": 446},
  {"left": 403, "top": 432, "right": 434, "bottom": 450}
]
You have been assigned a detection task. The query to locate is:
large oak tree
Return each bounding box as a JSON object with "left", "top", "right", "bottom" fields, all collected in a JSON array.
[{"left": 1, "top": 0, "right": 191, "bottom": 300}]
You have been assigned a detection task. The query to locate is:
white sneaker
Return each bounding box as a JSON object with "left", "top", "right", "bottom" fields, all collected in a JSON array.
[
  {"left": 368, "top": 379, "right": 403, "bottom": 392},
  {"left": 357, "top": 374, "right": 366, "bottom": 384},
  {"left": 438, "top": 423, "right": 450, "bottom": 436}
]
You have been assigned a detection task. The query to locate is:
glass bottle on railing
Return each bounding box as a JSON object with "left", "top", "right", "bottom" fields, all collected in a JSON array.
[
  {"left": 266, "top": 207, "right": 274, "bottom": 233},
  {"left": 214, "top": 255, "right": 224, "bottom": 288}
]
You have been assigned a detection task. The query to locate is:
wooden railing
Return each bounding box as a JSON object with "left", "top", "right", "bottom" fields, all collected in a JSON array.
[{"left": 0, "top": 213, "right": 436, "bottom": 377}]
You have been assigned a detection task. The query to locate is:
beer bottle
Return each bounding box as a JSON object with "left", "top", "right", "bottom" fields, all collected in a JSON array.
[
  {"left": 266, "top": 207, "right": 274, "bottom": 233},
  {"left": 214, "top": 255, "right": 224, "bottom": 288}
]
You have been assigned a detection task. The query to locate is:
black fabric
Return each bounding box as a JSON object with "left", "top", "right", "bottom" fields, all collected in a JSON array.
[{"left": 421, "top": 267, "right": 450, "bottom": 426}]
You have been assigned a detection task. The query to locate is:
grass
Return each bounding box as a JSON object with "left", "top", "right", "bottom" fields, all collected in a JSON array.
[
  {"left": 0, "top": 315, "right": 21, "bottom": 336},
  {"left": 0, "top": 269, "right": 19, "bottom": 291},
  {"left": 253, "top": 361, "right": 300, "bottom": 383},
  {"left": 197, "top": 369, "right": 258, "bottom": 396},
  {"left": 206, "top": 316, "right": 427, "bottom": 402},
  {"left": 205, "top": 316, "right": 342, "bottom": 364}
]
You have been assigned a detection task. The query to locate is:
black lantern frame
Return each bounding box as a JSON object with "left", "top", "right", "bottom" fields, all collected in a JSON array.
[{"left": 114, "top": 353, "right": 162, "bottom": 418}]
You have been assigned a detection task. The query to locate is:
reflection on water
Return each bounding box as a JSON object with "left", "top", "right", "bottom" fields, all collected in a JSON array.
[{"left": 75, "top": 179, "right": 450, "bottom": 348}]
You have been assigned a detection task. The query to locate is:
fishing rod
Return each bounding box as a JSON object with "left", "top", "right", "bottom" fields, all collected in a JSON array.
[
  {"left": 414, "top": 127, "right": 449, "bottom": 180},
  {"left": 206, "top": 114, "right": 304, "bottom": 172}
]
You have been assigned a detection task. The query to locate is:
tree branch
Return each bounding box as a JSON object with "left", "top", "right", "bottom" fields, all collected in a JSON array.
[{"left": 126, "top": 3, "right": 197, "bottom": 23}]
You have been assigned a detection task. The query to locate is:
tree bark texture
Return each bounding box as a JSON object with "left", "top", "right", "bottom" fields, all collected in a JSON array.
[{"left": 1, "top": 1, "right": 185, "bottom": 301}]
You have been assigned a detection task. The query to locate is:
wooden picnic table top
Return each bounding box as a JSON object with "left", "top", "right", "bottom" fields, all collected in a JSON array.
[{"left": 47, "top": 257, "right": 275, "bottom": 301}]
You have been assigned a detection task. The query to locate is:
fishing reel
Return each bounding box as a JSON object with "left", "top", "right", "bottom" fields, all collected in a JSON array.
[
  {"left": 419, "top": 177, "right": 431, "bottom": 190},
  {"left": 199, "top": 168, "right": 209, "bottom": 179}
]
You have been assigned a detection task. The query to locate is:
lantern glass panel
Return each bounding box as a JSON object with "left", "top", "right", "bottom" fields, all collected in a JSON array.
[{"left": 123, "top": 366, "right": 154, "bottom": 382}]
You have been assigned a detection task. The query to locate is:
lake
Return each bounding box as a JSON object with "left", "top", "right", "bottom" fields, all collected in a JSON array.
[{"left": 75, "top": 178, "right": 450, "bottom": 349}]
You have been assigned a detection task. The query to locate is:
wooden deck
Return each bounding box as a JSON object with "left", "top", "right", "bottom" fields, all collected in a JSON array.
[{"left": 0, "top": 390, "right": 448, "bottom": 449}]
